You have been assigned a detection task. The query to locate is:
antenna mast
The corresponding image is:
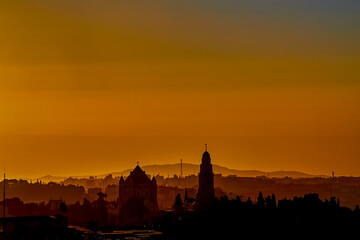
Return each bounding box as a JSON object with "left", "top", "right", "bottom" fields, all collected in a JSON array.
[
  {"left": 3, "top": 173, "right": 6, "bottom": 218},
  {"left": 180, "top": 159, "right": 183, "bottom": 178}
]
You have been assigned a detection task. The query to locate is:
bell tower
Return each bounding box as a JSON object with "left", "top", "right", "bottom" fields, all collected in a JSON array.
[{"left": 197, "top": 144, "right": 215, "bottom": 208}]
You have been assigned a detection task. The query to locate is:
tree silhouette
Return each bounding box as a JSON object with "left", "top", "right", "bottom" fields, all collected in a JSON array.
[
  {"left": 257, "top": 192, "right": 265, "bottom": 207},
  {"left": 60, "top": 202, "right": 67, "bottom": 214},
  {"left": 246, "top": 197, "right": 252, "bottom": 205},
  {"left": 174, "top": 193, "right": 183, "bottom": 211},
  {"left": 271, "top": 194, "right": 276, "bottom": 207}
]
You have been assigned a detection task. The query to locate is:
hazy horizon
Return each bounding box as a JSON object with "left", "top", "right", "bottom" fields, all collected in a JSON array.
[
  {"left": 1, "top": 1, "right": 359, "bottom": 179},
  {"left": 1, "top": 135, "right": 359, "bottom": 179}
]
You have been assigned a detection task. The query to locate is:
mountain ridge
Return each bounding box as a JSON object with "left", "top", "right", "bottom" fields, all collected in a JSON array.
[{"left": 37, "top": 163, "right": 328, "bottom": 182}]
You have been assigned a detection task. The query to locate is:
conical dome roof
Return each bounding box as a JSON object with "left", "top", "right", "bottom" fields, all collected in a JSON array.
[
  {"left": 125, "top": 165, "right": 152, "bottom": 184},
  {"left": 202, "top": 150, "right": 211, "bottom": 165}
]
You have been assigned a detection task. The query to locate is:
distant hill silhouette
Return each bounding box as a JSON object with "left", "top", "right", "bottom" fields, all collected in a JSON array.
[
  {"left": 37, "top": 163, "right": 328, "bottom": 182},
  {"left": 113, "top": 164, "right": 328, "bottom": 179},
  {"left": 37, "top": 175, "right": 67, "bottom": 183}
]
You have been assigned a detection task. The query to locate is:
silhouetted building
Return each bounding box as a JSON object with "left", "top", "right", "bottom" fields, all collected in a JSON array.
[
  {"left": 197, "top": 144, "right": 215, "bottom": 208},
  {"left": 105, "top": 184, "right": 118, "bottom": 202},
  {"left": 88, "top": 187, "right": 102, "bottom": 202},
  {"left": 118, "top": 165, "right": 158, "bottom": 222}
]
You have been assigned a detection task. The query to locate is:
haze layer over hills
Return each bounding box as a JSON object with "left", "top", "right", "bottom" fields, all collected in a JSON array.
[{"left": 37, "top": 163, "right": 328, "bottom": 183}]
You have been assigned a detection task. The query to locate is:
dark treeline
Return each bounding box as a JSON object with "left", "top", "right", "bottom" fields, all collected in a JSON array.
[
  {"left": 158, "top": 175, "right": 360, "bottom": 209},
  {"left": 2, "top": 192, "right": 360, "bottom": 239},
  {"left": 157, "top": 192, "right": 360, "bottom": 239}
]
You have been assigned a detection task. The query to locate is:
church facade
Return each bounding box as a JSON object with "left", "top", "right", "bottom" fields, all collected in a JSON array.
[
  {"left": 118, "top": 165, "right": 158, "bottom": 223},
  {"left": 197, "top": 144, "right": 215, "bottom": 208}
]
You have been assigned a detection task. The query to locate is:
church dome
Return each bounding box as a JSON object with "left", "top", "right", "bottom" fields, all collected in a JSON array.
[
  {"left": 202, "top": 150, "right": 210, "bottom": 159},
  {"left": 202, "top": 150, "right": 211, "bottom": 165}
]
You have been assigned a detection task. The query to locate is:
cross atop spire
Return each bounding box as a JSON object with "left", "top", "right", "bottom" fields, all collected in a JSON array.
[
  {"left": 205, "top": 144, "right": 207, "bottom": 151},
  {"left": 137, "top": 161, "right": 139, "bottom": 166}
]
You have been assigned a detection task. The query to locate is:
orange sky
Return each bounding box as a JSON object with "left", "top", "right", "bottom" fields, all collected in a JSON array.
[{"left": 1, "top": 1, "right": 360, "bottom": 179}]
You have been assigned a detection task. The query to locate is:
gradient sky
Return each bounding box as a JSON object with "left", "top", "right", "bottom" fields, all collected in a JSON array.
[{"left": 1, "top": 1, "right": 360, "bottom": 179}]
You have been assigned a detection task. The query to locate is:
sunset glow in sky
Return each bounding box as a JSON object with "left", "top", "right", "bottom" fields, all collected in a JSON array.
[{"left": 1, "top": 1, "right": 360, "bottom": 179}]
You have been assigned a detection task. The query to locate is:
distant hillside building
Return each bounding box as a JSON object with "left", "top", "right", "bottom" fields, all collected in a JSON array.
[
  {"left": 88, "top": 187, "right": 102, "bottom": 202},
  {"left": 118, "top": 165, "right": 158, "bottom": 224},
  {"left": 105, "top": 184, "right": 118, "bottom": 202},
  {"left": 197, "top": 144, "right": 215, "bottom": 208}
]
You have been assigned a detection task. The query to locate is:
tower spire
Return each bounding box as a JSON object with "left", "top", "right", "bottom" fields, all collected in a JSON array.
[{"left": 198, "top": 145, "right": 214, "bottom": 209}]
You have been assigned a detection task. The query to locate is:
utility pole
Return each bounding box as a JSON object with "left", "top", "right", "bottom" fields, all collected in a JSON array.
[
  {"left": 3, "top": 173, "right": 5, "bottom": 219},
  {"left": 180, "top": 159, "right": 183, "bottom": 178},
  {"left": 2, "top": 172, "right": 5, "bottom": 235}
]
